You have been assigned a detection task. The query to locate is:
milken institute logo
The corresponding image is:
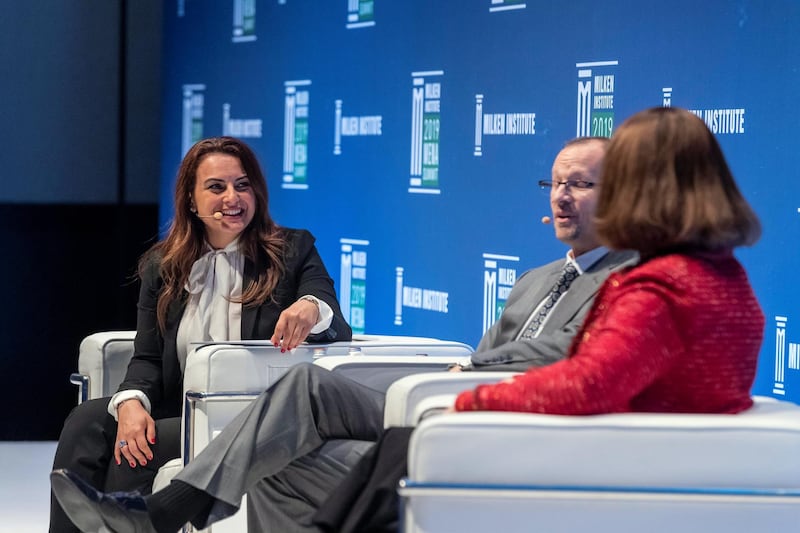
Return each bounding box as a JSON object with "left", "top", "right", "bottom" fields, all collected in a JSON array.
[
  {"left": 283, "top": 80, "right": 311, "bottom": 190},
  {"left": 347, "top": 0, "right": 375, "bottom": 29},
  {"left": 394, "top": 267, "right": 449, "bottom": 326},
  {"left": 181, "top": 84, "right": 206, "bottom": 156},
  {"left": 474, "top": 94, "right": 536, "bottom": 156},
  {"left": 223, "top": 103, "right": 262, "bottom": 138},
  {"left": 409, "top": 70, "right": 443, "bottom": 194},
  {"left": 576, "top": 60, "right": 618, "bottom": 138},
  {"left": 662, "top": 87, "right": 745, "bottom": 135},
  {"left": 773, "top": 316, "right": 800, "bottom": 396},
  {"left": 340, "top": 239, "right": 369, "bottom": 334},
  {"left": 482, "top": 253, "right": 519, "bottom": 334},
  {"left": 334, "top": 99, "right": 383, "bottom": 155},
  {"left": 232, "top": 0, "right": 257, "bottom": 43}
]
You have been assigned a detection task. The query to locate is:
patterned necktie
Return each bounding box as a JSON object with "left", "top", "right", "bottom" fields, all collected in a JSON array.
[{"left": 519, "top": 262, "right": 579, "bottom": 339}]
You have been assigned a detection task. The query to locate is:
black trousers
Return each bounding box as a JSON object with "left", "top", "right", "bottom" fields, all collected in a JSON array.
[
  {"left": 313, "top": 426, "right": 414, "bottom": 533},
  {"left": 246, "top": 439, "right": 376, "bottom": 532},
  {"left": 49, "top": 397, "right": 180, "bottom": 533}
]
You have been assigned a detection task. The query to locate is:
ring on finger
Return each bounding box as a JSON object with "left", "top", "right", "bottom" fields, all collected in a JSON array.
[{"left": 118, "top": 440, "right": 128, "bottom": 448}]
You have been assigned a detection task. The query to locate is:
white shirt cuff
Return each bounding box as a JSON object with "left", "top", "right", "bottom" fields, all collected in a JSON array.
[
  {"left": 301, "top": 295, "right": 334, "bottom": 334},
  {"left": 107, "top": 390, "right": 152, "bottom": 421}
]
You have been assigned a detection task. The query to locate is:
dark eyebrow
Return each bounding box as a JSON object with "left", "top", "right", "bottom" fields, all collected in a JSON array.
[{"left": 202, "top": 175, "right": 248, "bottom": 186}]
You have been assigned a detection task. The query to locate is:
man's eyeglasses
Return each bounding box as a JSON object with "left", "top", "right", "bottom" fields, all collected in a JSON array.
[{"left": 538, "top": 179, "right": 597, "bottom": 191}]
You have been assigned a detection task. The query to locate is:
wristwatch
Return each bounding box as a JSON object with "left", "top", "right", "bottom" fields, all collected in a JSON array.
[
  {"left": 299, "top": 295, "right": 321, "bottom": 319},
  {"left": 299, "top": 295, "right": 320, "bottom": 308}
]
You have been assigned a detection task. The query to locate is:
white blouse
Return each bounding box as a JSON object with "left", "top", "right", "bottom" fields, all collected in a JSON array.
[{"left": 176, "top": 239, "right": 244, "bottom": 373}]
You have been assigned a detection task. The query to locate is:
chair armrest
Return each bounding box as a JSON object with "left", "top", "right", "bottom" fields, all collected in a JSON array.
[
  {"left": 352, "top": 334, "right": 472, "bottom": 347},
  {"left": 314, "top": 355, "right": 469, "bottom": 393},
  {"left": 383, "top": 371, "right": 519, "bottom": 427},
  {"left": 313, "top": 339, "right": 474, "bottom": 357}
]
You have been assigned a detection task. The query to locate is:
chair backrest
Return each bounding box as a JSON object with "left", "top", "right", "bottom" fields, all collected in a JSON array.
[{"left": 74, "top": 331, "right": 137, "bottom": 402}]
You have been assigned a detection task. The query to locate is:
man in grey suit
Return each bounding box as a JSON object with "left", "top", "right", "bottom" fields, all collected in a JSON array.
[
  {"left": 51, "top": 137, "right": 637, "bottom": 533},
  {"left": 461, "top": 136, "right": 635, "bottom": 373}
]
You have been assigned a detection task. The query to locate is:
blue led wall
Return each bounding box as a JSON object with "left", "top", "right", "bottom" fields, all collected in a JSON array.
[{"left": 160, "top": 0, "right": 800, "bottom": 403}]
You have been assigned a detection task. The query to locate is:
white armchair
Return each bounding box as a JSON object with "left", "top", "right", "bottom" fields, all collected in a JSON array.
[
  {"left": 73, "top": 331, "right": 474, "bottom": 532},
  {"left": 174, "top": 338, "right": 474, "bottom": 474},
  {"left": 399, "top": 396, "right": 800, "bottom": 533}
]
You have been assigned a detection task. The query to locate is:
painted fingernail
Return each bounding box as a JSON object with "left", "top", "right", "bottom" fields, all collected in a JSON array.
[
  {"left": 150, "top": 437, "right": 156, "bottom": 444},
  {"left": 130, "top": 461, "right": 136, "bottom": 468},
  {"left": 116, "top": 458, "right": 121, "bottom": 466}
]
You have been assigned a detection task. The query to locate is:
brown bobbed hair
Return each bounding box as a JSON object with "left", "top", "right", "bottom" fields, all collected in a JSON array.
[
  {"left": 595, "top": 107, "right": 760, "bottom": 256},
  {"left": 139, "top": 136, "right": 286, "bottom": 332}
]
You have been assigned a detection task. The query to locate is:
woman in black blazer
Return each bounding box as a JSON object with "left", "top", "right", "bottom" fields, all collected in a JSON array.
[{"left": 49, "top": 137, "right": 351, "bottom": 533}]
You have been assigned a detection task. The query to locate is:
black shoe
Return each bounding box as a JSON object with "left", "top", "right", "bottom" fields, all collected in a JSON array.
[{"left": 50, "top": 469, "right": 157, "bottom": 533}]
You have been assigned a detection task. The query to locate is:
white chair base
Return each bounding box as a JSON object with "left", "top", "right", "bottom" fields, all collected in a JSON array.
[{"left": 400, "top": 484, "right": 800, "bottom": 533}]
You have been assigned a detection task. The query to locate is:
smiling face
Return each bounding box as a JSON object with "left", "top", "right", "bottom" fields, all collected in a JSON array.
[
  {"left": 549, "top": 139, "right": 606, "bottom": 257},
  {"left": 192, "top": 153, "right": 255, "bottom": 249}
]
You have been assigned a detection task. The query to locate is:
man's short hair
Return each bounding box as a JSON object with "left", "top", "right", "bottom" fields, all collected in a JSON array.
[{"left": 563, "top": 136, "right": 610, "bottom": 149}]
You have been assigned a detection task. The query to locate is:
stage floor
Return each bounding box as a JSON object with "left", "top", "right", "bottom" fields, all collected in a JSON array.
[{"left": 0, "top": 441, "right": 57, "bottom": 532}]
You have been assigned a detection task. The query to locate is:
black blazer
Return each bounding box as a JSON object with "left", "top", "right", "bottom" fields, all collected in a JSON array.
[{"left": 119, "top": 228, "right": 352, "bottom": 418}]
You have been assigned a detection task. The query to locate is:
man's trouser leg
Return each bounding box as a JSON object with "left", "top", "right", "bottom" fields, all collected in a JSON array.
[
  {"left": 246, "top": 439, "right": 375, "bottom": 532},
  {"left": 175, "top": 363, "right": 385, "bottom": 527}
]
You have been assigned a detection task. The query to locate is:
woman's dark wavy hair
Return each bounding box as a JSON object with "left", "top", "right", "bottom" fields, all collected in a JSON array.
[
  {"left": 139, "top": 136, "right": 286, "bottom": 332},
  {"left": 595, "top": 107, "right": 760, "bottom": 256}
]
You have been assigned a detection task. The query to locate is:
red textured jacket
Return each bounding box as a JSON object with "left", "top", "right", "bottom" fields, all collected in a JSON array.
[{"left": 456, "top": 251, "right": 764, "bottom": 415}]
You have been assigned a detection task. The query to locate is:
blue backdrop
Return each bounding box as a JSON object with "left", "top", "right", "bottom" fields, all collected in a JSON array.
[{"left": 159, "top": 0, "right": 800, "bottom": 403}]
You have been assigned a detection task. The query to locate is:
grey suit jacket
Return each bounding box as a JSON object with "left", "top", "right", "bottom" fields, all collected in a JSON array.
[{"left": 470, "top": 249, "right": 638, "bottom": 372}]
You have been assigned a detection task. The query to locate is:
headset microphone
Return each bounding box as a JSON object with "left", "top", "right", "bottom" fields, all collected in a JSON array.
[
  {"left": 541, "top": 216, "right": 552, "bottom": 224},
  {"left": 198, "top": 212, "right": 224, "bottom": 220}
]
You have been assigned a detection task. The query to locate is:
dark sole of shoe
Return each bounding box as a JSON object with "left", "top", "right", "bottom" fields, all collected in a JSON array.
[{"left": 50, "top": 470, "right": 108, "bottom": 533}]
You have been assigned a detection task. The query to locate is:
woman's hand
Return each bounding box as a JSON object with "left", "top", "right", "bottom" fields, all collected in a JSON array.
[
  {"left": 271, "top": 298, "right": 320, "bottom": 352},
  {"left": 114, "top": 399, "right": 156, "bottom": 468}
]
